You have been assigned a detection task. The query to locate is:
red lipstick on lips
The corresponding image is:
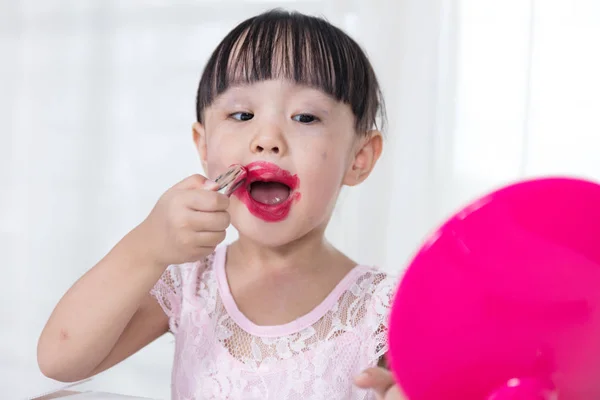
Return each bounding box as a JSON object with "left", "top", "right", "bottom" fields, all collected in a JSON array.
[{"left": 232, "top": 161, "right": 300, "bottom": 222}]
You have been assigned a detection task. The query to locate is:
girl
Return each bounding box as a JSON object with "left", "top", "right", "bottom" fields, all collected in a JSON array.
[{"left": 38, "top": 9, "right": 405, "bottom": 400}]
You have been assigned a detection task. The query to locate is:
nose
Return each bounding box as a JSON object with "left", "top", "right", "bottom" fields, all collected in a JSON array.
[{"left": 249, "top": 127, "right": 287, "bottom": 156}]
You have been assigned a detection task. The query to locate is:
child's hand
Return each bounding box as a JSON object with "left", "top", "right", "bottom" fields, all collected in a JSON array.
[
  {"left": 354, "top": 367, "right": 408, "bottom": 400},
  {"left": 136, "top": 174, "right": 230, "bottom": 267}
]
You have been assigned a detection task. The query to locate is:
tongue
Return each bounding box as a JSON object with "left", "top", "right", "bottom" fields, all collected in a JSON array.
[{"left": 250, "top": 182, "right": 290, "bottom": 205}]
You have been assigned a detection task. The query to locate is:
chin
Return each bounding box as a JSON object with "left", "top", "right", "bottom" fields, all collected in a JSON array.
[{"left": 230, "top": 203, "right": 319, "bottom": 248}]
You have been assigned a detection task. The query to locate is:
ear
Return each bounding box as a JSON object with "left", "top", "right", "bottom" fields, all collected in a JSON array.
[
  {"left": 192, "top": 122, "right": 209, "bottom": 173},
  {"left": 343, "top": 130, "right": 383, "bottom": 187}
]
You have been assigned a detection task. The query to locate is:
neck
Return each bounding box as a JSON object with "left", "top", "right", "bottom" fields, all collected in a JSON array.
[{"left": 228, "top": 226, "right": 343, "bottom": 274}]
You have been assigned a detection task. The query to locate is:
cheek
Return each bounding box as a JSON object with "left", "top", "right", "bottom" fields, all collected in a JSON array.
[
  {"left": 297, "top": 145, "right": 347, "bottom": 202},
  {"left": 204, "top": 132, "right": 237, "bottom": 179},
  {"left": 205, "top": 145, "right": 223, "bottom": 178}
]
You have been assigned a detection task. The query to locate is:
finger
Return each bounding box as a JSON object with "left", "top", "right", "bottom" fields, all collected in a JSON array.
[
  {"left": 384, "top": 385, "right": 407, "bottom": 400},
  {"left": 184, "top": 230, "right": 227, "bottom": 248},
  {"left": 186, "top": 210, "right": 230, "bottom": 232},
  {"left": 354, "top": 367, "right": 396, "bottom": 398},
  {"left": 172, "top": 174, "right": 218, "bottom": 191},
  {"left": 196, "top": 230, "right": 227, "bottom": 247},
  {"left": 180, "top": 189, "right": 230, "bottom": 212}
]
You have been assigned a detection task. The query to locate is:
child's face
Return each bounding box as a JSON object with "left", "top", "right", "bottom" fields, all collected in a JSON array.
[{"left": 193, "top": 79, "right": 381, "bottom": 247}]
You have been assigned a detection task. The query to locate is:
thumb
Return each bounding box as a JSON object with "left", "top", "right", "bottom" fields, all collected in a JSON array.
[
  {"left": 172, "top": 174, "right": 218, "bottom": 191},
  {"left": 355, "top": 367, "right": 402, "bottom": 399}
]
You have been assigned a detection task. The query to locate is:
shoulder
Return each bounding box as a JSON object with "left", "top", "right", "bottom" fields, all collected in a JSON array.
[
  {"left": 169, "top": 250, "right": 218, "bottom": 275},
  {"left": 159, "top": 251, "right": 219, "bottom": 292},
  {"left": 343, "top": 266, "right": 399, "bottom": 364},
  {"left": 353, "top": 266, "right": 399, "bottom": 313},
  {"left": 336, "top": 265, "right": 399, "bottom": 330}
]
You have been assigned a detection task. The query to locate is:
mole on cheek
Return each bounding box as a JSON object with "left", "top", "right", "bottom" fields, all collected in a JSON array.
[
  {"left": 321, "top": 152, "right": 328, "bottom": 160},
  {"left": 59, "top": 329, "right": 70, "bottom": 341}
]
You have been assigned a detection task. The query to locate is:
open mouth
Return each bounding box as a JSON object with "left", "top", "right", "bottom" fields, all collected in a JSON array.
[
  {"left": 233, "top": 161, "right": 300, "bottom": 222},
  {"left": 249, "top": 181, "right": 291, "bottom": 205}
]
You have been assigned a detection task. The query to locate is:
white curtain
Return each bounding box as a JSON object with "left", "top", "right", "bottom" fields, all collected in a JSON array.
[{"left": 1, "top": 0, "right": 599, "bottom": 398}]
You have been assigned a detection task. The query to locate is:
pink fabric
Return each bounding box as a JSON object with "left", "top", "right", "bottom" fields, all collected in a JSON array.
[{"left": 151, "top": 246, "right": 396, "bottom": 399}]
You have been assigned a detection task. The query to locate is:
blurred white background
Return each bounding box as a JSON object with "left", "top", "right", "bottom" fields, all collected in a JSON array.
[{"left": 1, "top": 0, "right": 599, "bottom": 398}]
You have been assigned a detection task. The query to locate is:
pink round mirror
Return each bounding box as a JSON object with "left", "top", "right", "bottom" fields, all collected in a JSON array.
[{"left": 388, "top": 177, "right": 600, "bottom": 400}]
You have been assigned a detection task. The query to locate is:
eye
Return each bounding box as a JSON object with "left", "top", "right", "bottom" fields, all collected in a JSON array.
[
  {"left": 230, "top": 112, "right": 254, "bottom": 121},
  {"left": 292, "top": 114, "right": 319, "bottom": 124}
]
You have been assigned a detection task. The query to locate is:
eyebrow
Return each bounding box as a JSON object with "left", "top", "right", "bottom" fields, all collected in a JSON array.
[
  {"left": 212, "top": 87, "right": 252, "bottom": 108},
  {"left": 213, "top": 83, "right": 337, "bottom": 114},
  {"left": 296, "top": 103, "right": 331, "bottom": 117}
]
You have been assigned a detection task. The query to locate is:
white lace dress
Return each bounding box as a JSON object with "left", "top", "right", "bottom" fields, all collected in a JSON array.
[{"left": 150, "top": 245, "right": 397, "bottom": 399}]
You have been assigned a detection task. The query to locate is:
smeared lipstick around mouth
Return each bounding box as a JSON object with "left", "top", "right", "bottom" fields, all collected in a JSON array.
[{"left": 232, "top": 161, "right": 300, "bottom": 222}]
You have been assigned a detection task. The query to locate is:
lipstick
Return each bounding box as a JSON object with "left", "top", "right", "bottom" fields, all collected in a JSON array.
[{"left": 214, "top": 164, "right": 248, "bottom": 197}]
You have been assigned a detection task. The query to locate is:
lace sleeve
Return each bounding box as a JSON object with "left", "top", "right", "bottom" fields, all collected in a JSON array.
[
  {"left": 150, "top": 264, "right": 185, "bottom": 333},
  {"left": 364, "top": 272, "right": 399, "bottom": 366}
]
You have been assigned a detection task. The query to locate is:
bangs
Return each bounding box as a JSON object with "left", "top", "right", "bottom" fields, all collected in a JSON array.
[{"left": 196, "top": 9, "right": 385, "bottom": 134}]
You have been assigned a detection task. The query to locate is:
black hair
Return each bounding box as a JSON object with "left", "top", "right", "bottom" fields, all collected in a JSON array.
[{"left": 195, "top": 9, "right": 386, "bottom": 135}]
